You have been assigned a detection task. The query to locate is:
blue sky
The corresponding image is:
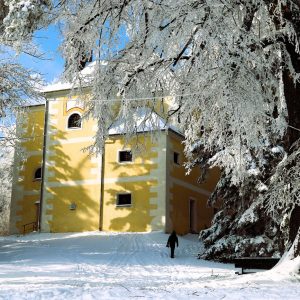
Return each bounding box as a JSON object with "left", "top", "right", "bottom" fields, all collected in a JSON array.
[
  {"left": 18, "top": 24, "right": 129, "bottom": 84},
  {"left": 0, "top": 25, "right": 64, "bottom": 137},
  {"left": 19, "top": 25, "right": 64, "bottom": 83}
]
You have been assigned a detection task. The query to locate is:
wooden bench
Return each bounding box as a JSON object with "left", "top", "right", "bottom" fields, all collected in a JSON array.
[{"left": 233, "top": 257, "right": 280, "bottom": 275}]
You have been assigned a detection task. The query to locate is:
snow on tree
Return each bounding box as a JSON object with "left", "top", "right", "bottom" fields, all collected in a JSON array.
[
  {"left": 0, "top": 0, "right": 45, "bottom": 145},
  {"left": 0, "top": 154, "right": 13, "bottom": 235},
  {"left": 0, "top": 0, "right": 46, "bottom": 232},
  {"left": 2, "top": 0, "right": 51, "bottom": 44},
  {"left": 3, "top": 0, "right": 300, "bottom": 272},
  {"left": 53, "top": 0, "right": 297, "bottom": 179},
  {"left": 0, "top": 0, "right": 45, "bottom": 117},
  {"left": 55, "top": 0, "right": 300, "bottom": 268},
  {"left": 0, "top": 119, "right": 15, "bottom": 234}
]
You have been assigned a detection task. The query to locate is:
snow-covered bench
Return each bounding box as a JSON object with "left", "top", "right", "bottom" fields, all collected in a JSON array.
[{"left": 234, "top": 257, "right": 280, "bottom": 275}]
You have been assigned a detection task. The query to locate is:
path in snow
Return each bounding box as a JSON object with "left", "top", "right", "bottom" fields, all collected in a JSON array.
[{"left": 0, "top": 231, "right": 299, "bottom": 299}]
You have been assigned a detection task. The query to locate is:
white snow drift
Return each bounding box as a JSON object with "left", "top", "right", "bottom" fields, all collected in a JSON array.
[{"left": 0, "top": 231, "right": 299, "bottom": 299}]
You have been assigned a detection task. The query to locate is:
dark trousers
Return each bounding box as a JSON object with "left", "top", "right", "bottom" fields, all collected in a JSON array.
[{"left": 170, "top": 247, "right": 175, "bottom": 258}]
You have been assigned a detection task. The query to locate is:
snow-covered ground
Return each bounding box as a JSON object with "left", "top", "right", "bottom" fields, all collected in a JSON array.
[{"left": 0, "top": 231, "right": 299, "bottom": 299}]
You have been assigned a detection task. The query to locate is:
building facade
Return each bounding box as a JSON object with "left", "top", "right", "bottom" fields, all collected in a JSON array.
[{"left": 9, "top": 87, "right": 220, "bottom": 235}]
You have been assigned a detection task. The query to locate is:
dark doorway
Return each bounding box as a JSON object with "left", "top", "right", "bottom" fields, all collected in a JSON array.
[
  {"left": 35, "top": 202, "right": 40, "bottom": 230},
  {"left": 189, "top": 199, "right": 197, "bottom": 233}
]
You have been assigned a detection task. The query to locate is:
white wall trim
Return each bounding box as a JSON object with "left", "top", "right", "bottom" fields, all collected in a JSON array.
[
  {"left": 171, "top": 177, "right": 211, "bottom": 197},
  {"left": 49, "top": 136, "right": 94, "bottom": 145},
  {"left": 23, "top": 190, "right": 40, "bottom": 196},
  {"left": 104, "top": 175, "right": 156, "bottom": 184},
  {"left": 25, "top": 150, "right": 43, "bottom": 157},
  {"left": 47, "top": 179, "right": 102, "bottom": 187},
  {"left": 149, "top": 133, "right": 167, "bottom": 231}
]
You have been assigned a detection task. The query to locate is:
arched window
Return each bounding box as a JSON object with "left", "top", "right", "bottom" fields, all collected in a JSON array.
[
  {"left": 68, "top": 113, "right": 82, "bottom": 129},
  {"left": 34, "top": 167, "right": 42, "bottom": 180}
]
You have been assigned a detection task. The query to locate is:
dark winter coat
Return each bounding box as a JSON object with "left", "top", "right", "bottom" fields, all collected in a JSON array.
[{"left": 167, "top": 232, "right": 179, "bottom": 248}]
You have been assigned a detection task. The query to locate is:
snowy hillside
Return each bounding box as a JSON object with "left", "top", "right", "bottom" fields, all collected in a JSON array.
[{"left": 0, "top": 232, "right": 299, "bottom": 299}]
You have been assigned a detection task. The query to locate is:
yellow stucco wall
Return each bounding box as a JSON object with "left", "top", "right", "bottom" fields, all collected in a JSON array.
[
  {"left": 44, "top": 185, "right": 100, "bottom": 232},
  {"left": 40, "top": 94, "right": 102, "bottom": 233},
  {"left": 169, "top": 185, "right": 212, "bottom": 234},
  {"left": 104, "top": 135, "right": 158, "bottom": 178},
  {"left": 37, "top": 91, "right": 168, "bottom": 233},
  {"left": 9, "top": 105, "right": 45, "bottom": 234},
  {"left": 167, "top": 131, "right": 220, "bottom": 235},
  {"left": 103, "top": 180, "right": 158, "bottom": 232},
  {"left": 102, "top": 134, "right": 166, "bottom": 232},
  {"left": 10, "top": 91, "right": 219, "bottom": 235}
]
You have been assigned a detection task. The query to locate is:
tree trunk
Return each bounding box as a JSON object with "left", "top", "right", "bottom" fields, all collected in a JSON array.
[{"left": 283, "top": 46, "right": 300, "bottom": 149}]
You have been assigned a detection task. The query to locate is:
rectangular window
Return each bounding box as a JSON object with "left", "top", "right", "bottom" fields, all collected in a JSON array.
[
  {"left": 117, "top": 194, "right": 132, "bottom": 206},
  {"left": 174, "top": 152, "right": 180, "bottom": 165},
  {"left": 119, "top": 150, "right": 132, "bottom": 163}
]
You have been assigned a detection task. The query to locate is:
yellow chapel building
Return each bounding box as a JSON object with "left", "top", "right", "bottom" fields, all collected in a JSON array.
[{"left": 9, "top": 79, "right": 220, "bottom": 235}]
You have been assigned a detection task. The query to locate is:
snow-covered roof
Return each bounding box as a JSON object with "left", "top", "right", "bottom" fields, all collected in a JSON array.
[
  {"left": 18, "top": 101, "right": 45, "bottom": 109},
  {"left": 42, "top": 61, "right": 97, "bottom": 93},
  {"left": 108, "top": 107, "right": 183, "bottom": 136},
  {"left": 25, "top": 102, "right": 45, "bottom": 108},
  {"left": 41, "top": 64, "right": 182, "bottom": 136},
  {"left": 42, "top": 81, "right": 73, "bottom": 93}
]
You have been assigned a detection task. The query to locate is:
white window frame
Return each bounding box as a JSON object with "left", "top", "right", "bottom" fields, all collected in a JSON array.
[
  {"left": 117, "top": 149, "right": 133, "bottom": 164},
  {"left": 116, "top": 193, "right": 132, "bottom": 207},
  {"left": 67, "top": 111, "right": 82, "bottom": 130}
]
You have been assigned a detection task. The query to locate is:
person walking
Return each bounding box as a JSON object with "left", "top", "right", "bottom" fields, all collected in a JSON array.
[{"left": 166, "top": 230, "right": 179, "bottom": 258}]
